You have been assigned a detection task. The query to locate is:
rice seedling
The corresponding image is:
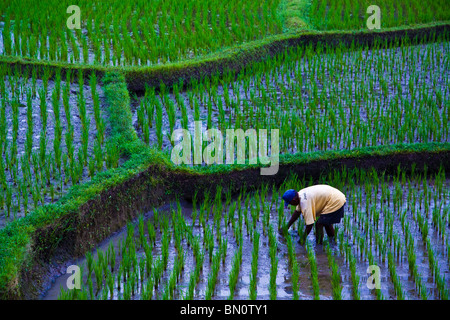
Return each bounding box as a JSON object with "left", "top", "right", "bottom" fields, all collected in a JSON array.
[
  {"left": 305, "top": 241, "right": 320, "bottom": 300},
  {"left": 204, "top": 249, "right": 221, "bottom": 300},
  {"left": 268, "top": 224, "right": 278, "bottom": 300},
  {"left": 325, "top": 243, "right": 342, "bottom": 300},
  {"left": 346, "top": 244, "right": 361, "bottom": 300},
  {"left": 248, "top": 229, "right": 260, "bottom": 300},
  {"left": 228, "top": 246, "right": 242, "bottom": 300}
]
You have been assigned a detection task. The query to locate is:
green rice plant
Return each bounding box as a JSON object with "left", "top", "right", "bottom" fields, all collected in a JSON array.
[
  {"left": 87, "top": 274, "right": 94, "bottom": 300},
  {"left": 141, "top": 275, "right": 154, "bottom": 300},
  {"left": 305, "top": 241, "right": 320, "bottom": 300},
  {"left": 387, "top": 251, "right": 405, "bottom": 300},
  {"left": 228, "top": 246, "right": 242, "bottom": 300},
  {"left": 426, "top": 238, "right": 449, "bottom": 299},
  {"left": 184, "top": 271, "right": 197, "bottom": 300},
  {"left": 346, "top": 244, "right": 360, "bottom": 300},
  {"left": 155, "top": 98, "right": 163, "bottom": 150},
  {"left": 325, "top": 243, "right": 342, "bottom": 300},
  {"left": 249, "top": 229, "right": 260, "bottom": 300},
  {"left": 106, "top": 268, "right": 115, "bottom": 299},
  {"left": 137, "top": 214, "right": 145, "bottom": 249},
  {"left": 147, "top": 220, "right": 156, "bottom": 245},
  {"left": 205, "top": 250, "right": 221, "bottom": 300},
  {"left": 161, "top": 228, "right": 171, "bottom": 269},
  {"left": 268, "top": 225, "right": 278, "bottom": 300},
  {"left": 93, "top": 257, "right": 104, "bottom": 295}
]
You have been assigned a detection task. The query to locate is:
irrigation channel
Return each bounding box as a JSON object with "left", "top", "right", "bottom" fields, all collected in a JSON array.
[{"left": 43, "top": 166, "right": 450, "bottom": 300}]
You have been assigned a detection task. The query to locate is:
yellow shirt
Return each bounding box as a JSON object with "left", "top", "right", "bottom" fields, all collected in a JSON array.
[{"left": 296, "top": 185, "right": 346, "bottom": 225}]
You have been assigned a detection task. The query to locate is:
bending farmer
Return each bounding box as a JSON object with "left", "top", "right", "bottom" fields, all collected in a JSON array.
[{"left": 280, "top": 185, "right": 346, "bottom": 244}]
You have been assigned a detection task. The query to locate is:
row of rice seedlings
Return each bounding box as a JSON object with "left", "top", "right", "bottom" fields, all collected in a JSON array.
[
  {"left": 401, "top": 216, "right": 429, "bottom": 299},
  {"left": 233, "top": 201, "right": 245, "bottom": 248},
  {"left": 184, "top": 243, "right": 205, "bottom": 300},
  {"left": 387, "top": 251, "right": 405, "bottom": 300},
  {"left": 121, "top": 223, "right": 147, "bottom": 299},
  {"left": 366, "top": 241, "right": 384, "bottom": 300},
  {"left": 325, "top": 244, "right": 343, "bottom": 300},
  {"left": 187, "top": 241, "right": 209, "bottom": 290},
  {"left": 60, "top": 211, "right": 178, "bottom": 300},
  {"left": 344, "top": 240, "right": 361, "bottom": 300},
  {"left": 305, "top": 241, "right": 320, "bottom": 300},
  {"left": 60, "top": 201, "right": 220, "bottom": 300},
  {"left": 310, "top": 0, "right": 449, "bottom": 31},
  {"left": 89, "top": 73, "right": 107, "bottom": 147},
  {"left": 161, "top": 250, "right": 185, "bottom": 300},
  {"left": 260, "top": 185, "right": 272, "bottom": 236},
  {"left": 0, "top": 66, "right": 111, "bottom": 222},
  {"left": 228, "top": 242, "right": 243, "bottom": 300},
  {"left": 394, "top": 168, "right": 446, "bottom": 299},
  {"left": 290, "top": 241, "right": 300, "bottom": 300},
  {"left": 425, "top": 238, "right": 449, "bottom": 300},
  {"left": 268, "top": 224, "right": 278, "bottom": 300},
  {"left": 134, "top": 35, "right": 449, "bottom": 157},
  {"left": 204, "top": 237, "right": 227, "bottom": 300},
  {"left": 0, "top": 0, "right": 282, "bottom": 65},
  {"left": 248, "top": 229, "right": 260, "bottom": 299}
]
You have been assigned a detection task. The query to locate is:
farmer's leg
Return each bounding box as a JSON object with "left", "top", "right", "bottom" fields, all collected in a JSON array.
[
  {"left": 315, "top": 223, "right": 324, "bottom": 244},
  {"left": 324, "top": 224, "right": 335, "bottom": 243},
  {"left": 324, "top": 224, "right": 335, "bottom": 237}
]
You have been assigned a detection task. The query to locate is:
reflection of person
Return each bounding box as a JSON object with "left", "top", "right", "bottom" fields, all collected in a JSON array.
[{"left": 280, "top": 185, "right": 346, "bottom": 245}]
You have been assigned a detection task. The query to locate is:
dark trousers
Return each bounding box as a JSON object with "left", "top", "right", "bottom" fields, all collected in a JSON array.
[{"left": 314, "top": 203, "right": 345, "bottom": 244}]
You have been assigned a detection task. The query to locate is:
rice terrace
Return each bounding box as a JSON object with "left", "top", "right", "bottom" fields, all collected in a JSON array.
[{"left": 0, "top": 0, "right": 449, "bottom": 307}]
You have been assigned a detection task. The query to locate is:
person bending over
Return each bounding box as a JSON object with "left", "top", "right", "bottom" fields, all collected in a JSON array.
[{"left": 280, "top": 185, "right": 346, "bottom": 245}]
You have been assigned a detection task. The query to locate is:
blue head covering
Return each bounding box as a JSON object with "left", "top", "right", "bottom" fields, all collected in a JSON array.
[{"left": 282, "top": 189, "right": 297, "bottom": 208}]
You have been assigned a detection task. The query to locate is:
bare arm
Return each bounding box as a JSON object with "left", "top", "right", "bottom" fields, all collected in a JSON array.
[
  {"left": 279, "top": 210, "right": 301, "bottom": 234},
  {"left": 300, "top": 224, "right": 313, "bottom": 245},
  {"left": 287, "top": 210, "right": 301, "bottom": 229}
]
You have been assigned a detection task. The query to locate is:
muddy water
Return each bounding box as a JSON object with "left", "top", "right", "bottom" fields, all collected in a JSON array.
[{"left": 42, "top": 176, "right": 450, "bottom": 300}]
